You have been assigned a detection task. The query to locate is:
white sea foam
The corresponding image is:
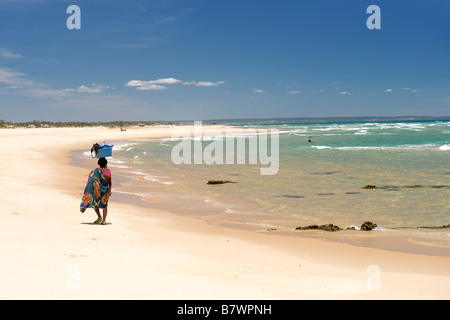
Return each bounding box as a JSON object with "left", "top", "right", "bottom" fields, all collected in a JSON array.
[
  {"left": 131, "top": 171, "right": 146, "bottom": 176},
  {"left": 143, "top": 174, "right": 174, "bottom": 185},
  {"left": 129, "top": 170, "right": 174, "bottom": 185},
  {"left": 309, "top": 122, "right": 432, "bottom": 134},
  {"left": 109, "top": 165, "right": 129, "bottom": 169},
  {"left": 113, "top": 143, "right": 138, "bottom": 151},
  {"left": 111, "top": 190, "right": 144, "bottom": 197},
  {"left": 439, "top": 144, "right": 450, "bottom": 151},
  {"left": 310, "top": 143, "right": 442, "bottom": 151},
  {"left": 108, "top": 159, "right": 125, "bottom": 164}
]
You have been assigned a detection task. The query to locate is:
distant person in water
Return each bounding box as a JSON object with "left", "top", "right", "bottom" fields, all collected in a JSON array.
[
  {"left": 308, "top": 136, "right": 312, "bottom": 143},
  {"left": 80, "top": 157, "right": 112, "bottom": 225}
]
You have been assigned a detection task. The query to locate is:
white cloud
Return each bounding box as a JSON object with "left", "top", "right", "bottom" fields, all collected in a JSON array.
[
  {"left": 338, "top": 91, "right": 351, "bottom": 95},
  {"left": 253, "top": 89, "right": 264, "bottom": 93},
  {"left": 126, "top": 78, "right": 225, "bottom": 90},
  {"left": 62, "top": 83, "right": 110, "bottom": 94},
  {"left": 385, "top": 89, "right": 393, "bottom": 92},
  {"left": 183, "top": 80, "right": 226, "bottom": 87},
  {"left": 196, "top": 81, "right": 217, "bottom": 87},
  {"left": 149, "top": 78, "right": 182, "bottom": 84},
  {"left": 125, "top": 80, "right": 146, "bottom": 87},
  {"left": 125, "top": 78, "right": 181, "bottom": 90},
  {"left": 20, "top": 83, "right": 111, "bottom": 99},
  {"left": 22, "top": 88, "right": 68, "bottom": 98},
  {"left": 0, "top": 48, "right": 22, "bottom": 59},
  {"left": 0, "top": 67, "right": 113, "bottom": 100},
  {"left": 183, "top": 81, "right": 215, "bottom": 86},
  {"left": 287, "top": 90, "right": 301, "bottom": 94},
  {"left": 0, "top": 68, "right": 37, "bottom": 87},
  {"left": 401, "top": 87, "right": 422, "bottom": 93},
  {"left": 137, "top": 84, "right": 168, "bottom": 91},
  {"left": 76, "top": 83, "right": 110, "bottom": 93}
]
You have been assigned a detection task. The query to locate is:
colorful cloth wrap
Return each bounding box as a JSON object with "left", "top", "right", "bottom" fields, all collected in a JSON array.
[{"left": 80, "top": 168, "right": 111, "bottom": 213}]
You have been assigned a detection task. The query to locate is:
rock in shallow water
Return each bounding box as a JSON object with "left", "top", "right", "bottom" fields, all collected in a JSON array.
[{"left": 360, "top": 221, "right": 378, "bottom": 231}]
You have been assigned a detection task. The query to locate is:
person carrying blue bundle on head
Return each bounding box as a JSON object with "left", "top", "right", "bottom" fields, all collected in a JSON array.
[{"left": 80, "top": 157, "right": 112, "bottom": 225}]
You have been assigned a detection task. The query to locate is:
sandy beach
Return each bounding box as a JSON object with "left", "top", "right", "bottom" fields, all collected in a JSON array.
[{"left": 0, "top": 126, "right": 449, "bottom": 300}]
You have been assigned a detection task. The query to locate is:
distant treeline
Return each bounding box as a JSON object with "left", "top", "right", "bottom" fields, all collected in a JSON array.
[
  {"left": 2, "top": 116, "right": 449, "bottom": 128},
  {"left": 0, "top": 120, "right": 179, "bottom": 128}
]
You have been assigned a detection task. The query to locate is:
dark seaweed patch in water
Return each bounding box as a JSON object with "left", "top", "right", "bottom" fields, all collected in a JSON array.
[
  {"left": 363, "top": 184, "right": 449, "bottom": 190},
  {"left": 381, "top": 185, "right": 423, "bottom": 189},
  {"left": 312, "top": 171, "right": 342, "bottom": 175},
  {"left": 278, "top": 195, "right": 305, "bottom": 199},
  {"left": 362, "top": 184, "right": 436, "bottom": 190},
  {"left": 318, "top": 193, "right": 335, "bottom": 196},
  {"left": 345, "top": 192, "right": 361, "bottom": 195}
]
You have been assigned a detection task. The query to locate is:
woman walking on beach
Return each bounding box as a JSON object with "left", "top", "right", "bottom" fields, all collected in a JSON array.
[{"left": 80, "top": 157, "right": 112, "bottom": 225}]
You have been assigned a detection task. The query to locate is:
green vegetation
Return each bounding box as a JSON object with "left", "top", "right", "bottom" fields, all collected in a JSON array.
[{"left": 0, "top": 120, "right": 180, "bottom": 128}]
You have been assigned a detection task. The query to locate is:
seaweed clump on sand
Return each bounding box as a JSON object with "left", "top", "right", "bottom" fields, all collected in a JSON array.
[
  {"left": 360, "top": 221, "right": 378, "bottom": 231},
  {"left": 207, "top": 180, "right": 236, "bottom": 185},
  {"left": 295, "top": 223, "right": 341, "bottom": 232},
  {"left": 362, "top": 184, "right": 377, "bottom": 189}
]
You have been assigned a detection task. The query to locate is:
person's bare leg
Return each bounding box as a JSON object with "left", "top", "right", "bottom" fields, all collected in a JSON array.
[
  {"left": 94, "top": 208, "right": 102, "bottom": 223},
  {"left": 102, "top": 208, "right": 108, "bottom": 225}
]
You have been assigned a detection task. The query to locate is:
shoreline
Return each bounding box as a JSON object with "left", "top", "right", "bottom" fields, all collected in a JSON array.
[{"left": 1, "top": 126, "right": 449, "bottom": 299}]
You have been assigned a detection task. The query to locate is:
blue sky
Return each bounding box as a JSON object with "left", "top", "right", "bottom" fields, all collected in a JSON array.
[{"left": 0, "top": 0, "right": 449, "bottom": 122}]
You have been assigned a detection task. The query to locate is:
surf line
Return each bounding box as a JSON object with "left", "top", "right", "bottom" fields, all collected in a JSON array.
[{"left": 170, "top": 121, "right": 279, "bottom": 175}]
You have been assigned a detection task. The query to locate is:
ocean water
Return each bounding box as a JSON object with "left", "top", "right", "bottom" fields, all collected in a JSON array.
[{"left": 77, "top": 120, "right": 450, "bottom": 254}]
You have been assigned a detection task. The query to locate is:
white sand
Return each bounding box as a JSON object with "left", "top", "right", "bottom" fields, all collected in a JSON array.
[{"left": 0, "top": 126, "right": 449, "bottom": 299}]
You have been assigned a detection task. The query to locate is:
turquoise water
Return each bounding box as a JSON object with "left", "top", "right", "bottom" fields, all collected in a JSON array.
[{"left": 107, "top": 120, "right": 450, "bottom": 235}]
